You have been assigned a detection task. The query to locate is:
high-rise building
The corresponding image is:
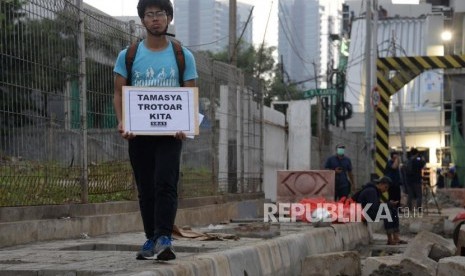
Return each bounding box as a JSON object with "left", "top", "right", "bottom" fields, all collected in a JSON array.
[
  {"left": 278, "top": 0, "right": 345, "bottom": 90},
  {"left": 174, "top": 0, "right": 253, "bottom": 53}
]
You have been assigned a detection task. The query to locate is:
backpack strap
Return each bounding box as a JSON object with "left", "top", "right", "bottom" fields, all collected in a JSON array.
[
  {"left": 169, "top": 38, "right": 185, "bottom": 87},
  {"left": 125, "top": 41, "right": 141, "bottom": 85},
  {"left": 125, "top": 39, "right": 185, "bottom": 86}
]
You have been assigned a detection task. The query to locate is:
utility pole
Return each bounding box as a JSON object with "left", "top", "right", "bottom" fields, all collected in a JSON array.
[
  {"left": 229, "top": 0, "right": 237, "bottom": 66},
  {"left": 77, "top": 0, "right": 88, "bottom": 203},
  {"left": 364, "top": 0, "right": 374, "bottom": 174},
  {"left": 391, "top": 30, "right": 407, "bottom": 162}
]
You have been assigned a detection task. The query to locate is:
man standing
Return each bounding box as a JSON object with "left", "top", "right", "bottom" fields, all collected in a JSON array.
[
  {"left": 325, "top": 144, "right": 355, "bottom": 200},
  {"left": 113, "top": 0, "right": 198, "bottom": 261},
  {"left": 384, "top": 152, "right": 403, "bottom": 245},
  {"left": 406, "top": 148, "right": 426, "bottom": 211}
]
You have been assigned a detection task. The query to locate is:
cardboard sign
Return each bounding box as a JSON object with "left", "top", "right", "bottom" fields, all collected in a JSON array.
[{"left": 122, "top": 86, "right": 199, "bottom": 135}]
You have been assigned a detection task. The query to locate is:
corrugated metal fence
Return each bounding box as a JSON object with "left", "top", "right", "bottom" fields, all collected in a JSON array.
[{"left": 0, "top": 0, "right": 263, "bottom": 206}]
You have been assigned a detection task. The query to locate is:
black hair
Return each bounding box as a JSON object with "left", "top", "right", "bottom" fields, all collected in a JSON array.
[
  {"left": 390, "top": 151, "right": 398, "bottom": 158},
  {"left": 137, "top": 0, "right": 173, "bottom": 19},
  {"left": 410, "top": 148, "right": 419, "bottom": 155}
]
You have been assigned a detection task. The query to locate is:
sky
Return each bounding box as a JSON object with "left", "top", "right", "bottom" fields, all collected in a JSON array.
[{"left": 82, "top": 0, "right": 278, "bottom": 47}]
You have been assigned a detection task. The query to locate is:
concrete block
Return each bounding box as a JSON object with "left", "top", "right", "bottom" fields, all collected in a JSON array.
[
  {"left": 404, "top": 231, "right": 456, "bottom": 261},
  {"left": 224, "top": 247, "right": 262, "bottom": 276},
  {"left": 301, "top": 251, "right": 360, "bottom": 276},
  {"left": 444, "top": 218, "right": 455, "bottom": 236},
  {"left": 362, "top": 255, "right": 402, "bottom": 276},
  {"left": 401, "top": 257, "right": 436, "bottom": 276},
  {"left": 408, "top": 219, "right": 434, "bottom": 233},
  {"left": 198, "top": 254, "right": 231, "bottom": 276},
  {"left": 267, "top": 240, "right": 285, "bottom": 275},
  {"left": 276, "top": 170, "right": 335, "bottom": 203},
  {"left": 255, "top": 243, "right": 275, "bottom": 276},
  {"left": 437, "top": 256, "right": 465, "bottom": 276}
]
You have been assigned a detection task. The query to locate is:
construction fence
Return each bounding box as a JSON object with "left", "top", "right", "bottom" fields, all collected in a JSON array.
[{"left": 0, "top": 0, "right": 263, "bottom": 206}]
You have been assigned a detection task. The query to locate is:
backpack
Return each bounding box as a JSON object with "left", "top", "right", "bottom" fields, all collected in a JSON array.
[
  {"left": 351, "top": 184, "right": 368, "bottom": 203},
  {"left": 125, "top": 38, "right": 186, "bottom": 86},
  {"left": 351, "top": 184, "right": 378, "bottom": 203}
]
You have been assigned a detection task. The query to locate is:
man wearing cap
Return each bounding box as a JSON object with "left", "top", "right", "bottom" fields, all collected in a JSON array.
[
  {"left": 324, "top": 144, "right": 355, "bottom": 200},
  {"left": 356, "top": 176, "right": 401, "bottom": 244},
  {"left": 357, "top": 176, "right": 393, "bottom": 221}
]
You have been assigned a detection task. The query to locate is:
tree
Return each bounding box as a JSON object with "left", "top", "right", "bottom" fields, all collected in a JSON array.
[
  {"left": 207, "top": 40, "right": 276, "bottom": 82},
  {"left": 264, "top": 64, "right": 302, "bottom": 113},
  {"left": 205, "top": 41, "right": 304, "bottom": 110},
  {"left": 0, "top": 0, "right": 32, "bottom": 130}
]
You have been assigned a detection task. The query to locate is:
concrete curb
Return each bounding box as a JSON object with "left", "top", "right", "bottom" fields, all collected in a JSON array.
[
  {"left": 128, "top": 223, "right": 370, "bottom": 276},
  {"left": 0, "top": 199, "right": 265, "bottom": 248}
]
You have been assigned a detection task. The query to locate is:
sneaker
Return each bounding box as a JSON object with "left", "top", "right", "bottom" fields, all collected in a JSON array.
[
  {"left": 136, "top": 239, "right": 155, "bottom": 260},
  {"left": 154, "top": 235, "right": 176, "bottom": 261}
]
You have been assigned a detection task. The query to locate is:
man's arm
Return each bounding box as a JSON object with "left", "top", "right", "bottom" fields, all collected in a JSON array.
[
  {"left": 392, "top": 157, "right": 400, "bottom": 169},
  {"left": 113, "top": 74, "right": 134, "bottom": 139},
  {"left": 183, "top": 79, "right": 197, "bottom": 87},
  {"left": 348, "top": 171, "right": 355, "bottom": 190},
  {"left": 113, "top": 74, "right": 125, "bottom": 125}
]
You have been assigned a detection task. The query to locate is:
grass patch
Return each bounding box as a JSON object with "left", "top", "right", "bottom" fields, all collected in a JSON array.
[{"left": 0, "top": 161, "right": 219, "bottom": 206}]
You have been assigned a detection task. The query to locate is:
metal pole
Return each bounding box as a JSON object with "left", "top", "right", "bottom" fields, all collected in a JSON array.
[
  {"left": 229, "top": 0, "right": 237, "bottom": 66},
  {"left": 77, "top": 0, "right": 88, "bottom": 203},
  {"left": 365, "top": 0, "right": 373, "bottom": 173},
  {"left": 391, "top": 30, "right": 407, "bottom": 162}
]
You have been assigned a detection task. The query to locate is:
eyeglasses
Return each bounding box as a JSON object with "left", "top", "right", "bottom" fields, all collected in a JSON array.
[{"left": 144, "top": 11, "right": 167, "bottom": 19}]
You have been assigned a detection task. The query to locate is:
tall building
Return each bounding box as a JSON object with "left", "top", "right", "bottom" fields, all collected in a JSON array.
[
  {"left": 173, "top": 0, "right": 253, "bottom": 53},
  {"left": 278, "top": 0, "right": 345, "bottom": 90}
]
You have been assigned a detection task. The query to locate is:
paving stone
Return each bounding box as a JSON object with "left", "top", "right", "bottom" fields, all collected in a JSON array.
[
  {"left": 437, "top": 256, "right": 465, "bottom": 276},
  {"left": 301, "top": 251, "right": 360, "bottom": 276}
]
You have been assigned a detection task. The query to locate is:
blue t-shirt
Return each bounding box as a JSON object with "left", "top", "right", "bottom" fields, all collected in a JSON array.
[
  {"left": 324, "top": 155, "right": 352, "bottom": 188},
  {"left": 113, "top": 40, "right": 198, "bottom": 87}
]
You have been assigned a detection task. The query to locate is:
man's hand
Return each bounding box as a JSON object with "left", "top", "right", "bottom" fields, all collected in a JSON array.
[
  {"left": 174, "top": 131, "right": 186, "bottom": 140},
  {"left": 117, "top": 122, "right": 135, "bottom": 140}
]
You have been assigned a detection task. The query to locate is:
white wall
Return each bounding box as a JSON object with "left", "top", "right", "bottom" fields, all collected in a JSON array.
[
  {"left": 287, "top": 100, "right": 312, "bottom": 170},
  {"left": 263, "top": 107, "right": 286, "bottom": 201}
]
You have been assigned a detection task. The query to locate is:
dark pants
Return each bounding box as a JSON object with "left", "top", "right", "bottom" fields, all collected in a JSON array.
[
  {"left": 384, "top": 206, "right": 399, "bottom": 234},
  {"left": 385, "top": 184, "right": 401, "bottom": 233},
  {"left": 335, "top": 185, "right": 350, "bottom": 201},
  {"left": 406, "top": 182, "right": 422, "bottom": 210},
  {"left": 129, "top": 136, "right": 182, "bottom": 240}
]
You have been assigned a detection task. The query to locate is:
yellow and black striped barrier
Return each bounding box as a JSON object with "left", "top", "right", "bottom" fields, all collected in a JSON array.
[{"left": 374, "top": 54, "right": 465, "bottom": 176}]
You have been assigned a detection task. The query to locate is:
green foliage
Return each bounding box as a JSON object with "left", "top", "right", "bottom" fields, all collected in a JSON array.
[
  {"left": 0, "top": 0, "right": 32, "bottom": 130},
  {"left": 179, "top": 167, "right": 215, "bottom": 197},
  {"left": 263, "top": 65, "right": 303, "bottom": 113},
  {"left": 205, "top": 41, "right": 304, "bottom": 110},
  {"left": 206, "top": 40, "right": 276, "bottom": 81},
  {"left": 0, "top": 159, "right": 218, "bottom": 206}
]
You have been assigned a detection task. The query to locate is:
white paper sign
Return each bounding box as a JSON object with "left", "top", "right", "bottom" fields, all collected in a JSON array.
[{"left": 122, "top": 86, "right": 199, "bottom": 135}]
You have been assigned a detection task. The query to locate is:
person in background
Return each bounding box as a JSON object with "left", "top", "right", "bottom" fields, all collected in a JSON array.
[
  {"left": 436, "top": 168, "right": 445, "bottom": 189},
  {"left": 324, "top": 144, "right": 355, "bottom": 200},
  {"left": 405, "top": 148, "right": 426, "bottom": 211},
  {"left": 384, "top": 152, "right": 405, "bottom": 245},
  {"left": 355, "top": 176, "right": 395, "bottom": 242},
  {"left": 357, "top": 176, "right": 393, "bottom": 222},
  {"left": 113, "top": 0, "right": 198, "bottom": 261},
  {"left": 448, "top": 166, "right": 460, "bottom": 188}
]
